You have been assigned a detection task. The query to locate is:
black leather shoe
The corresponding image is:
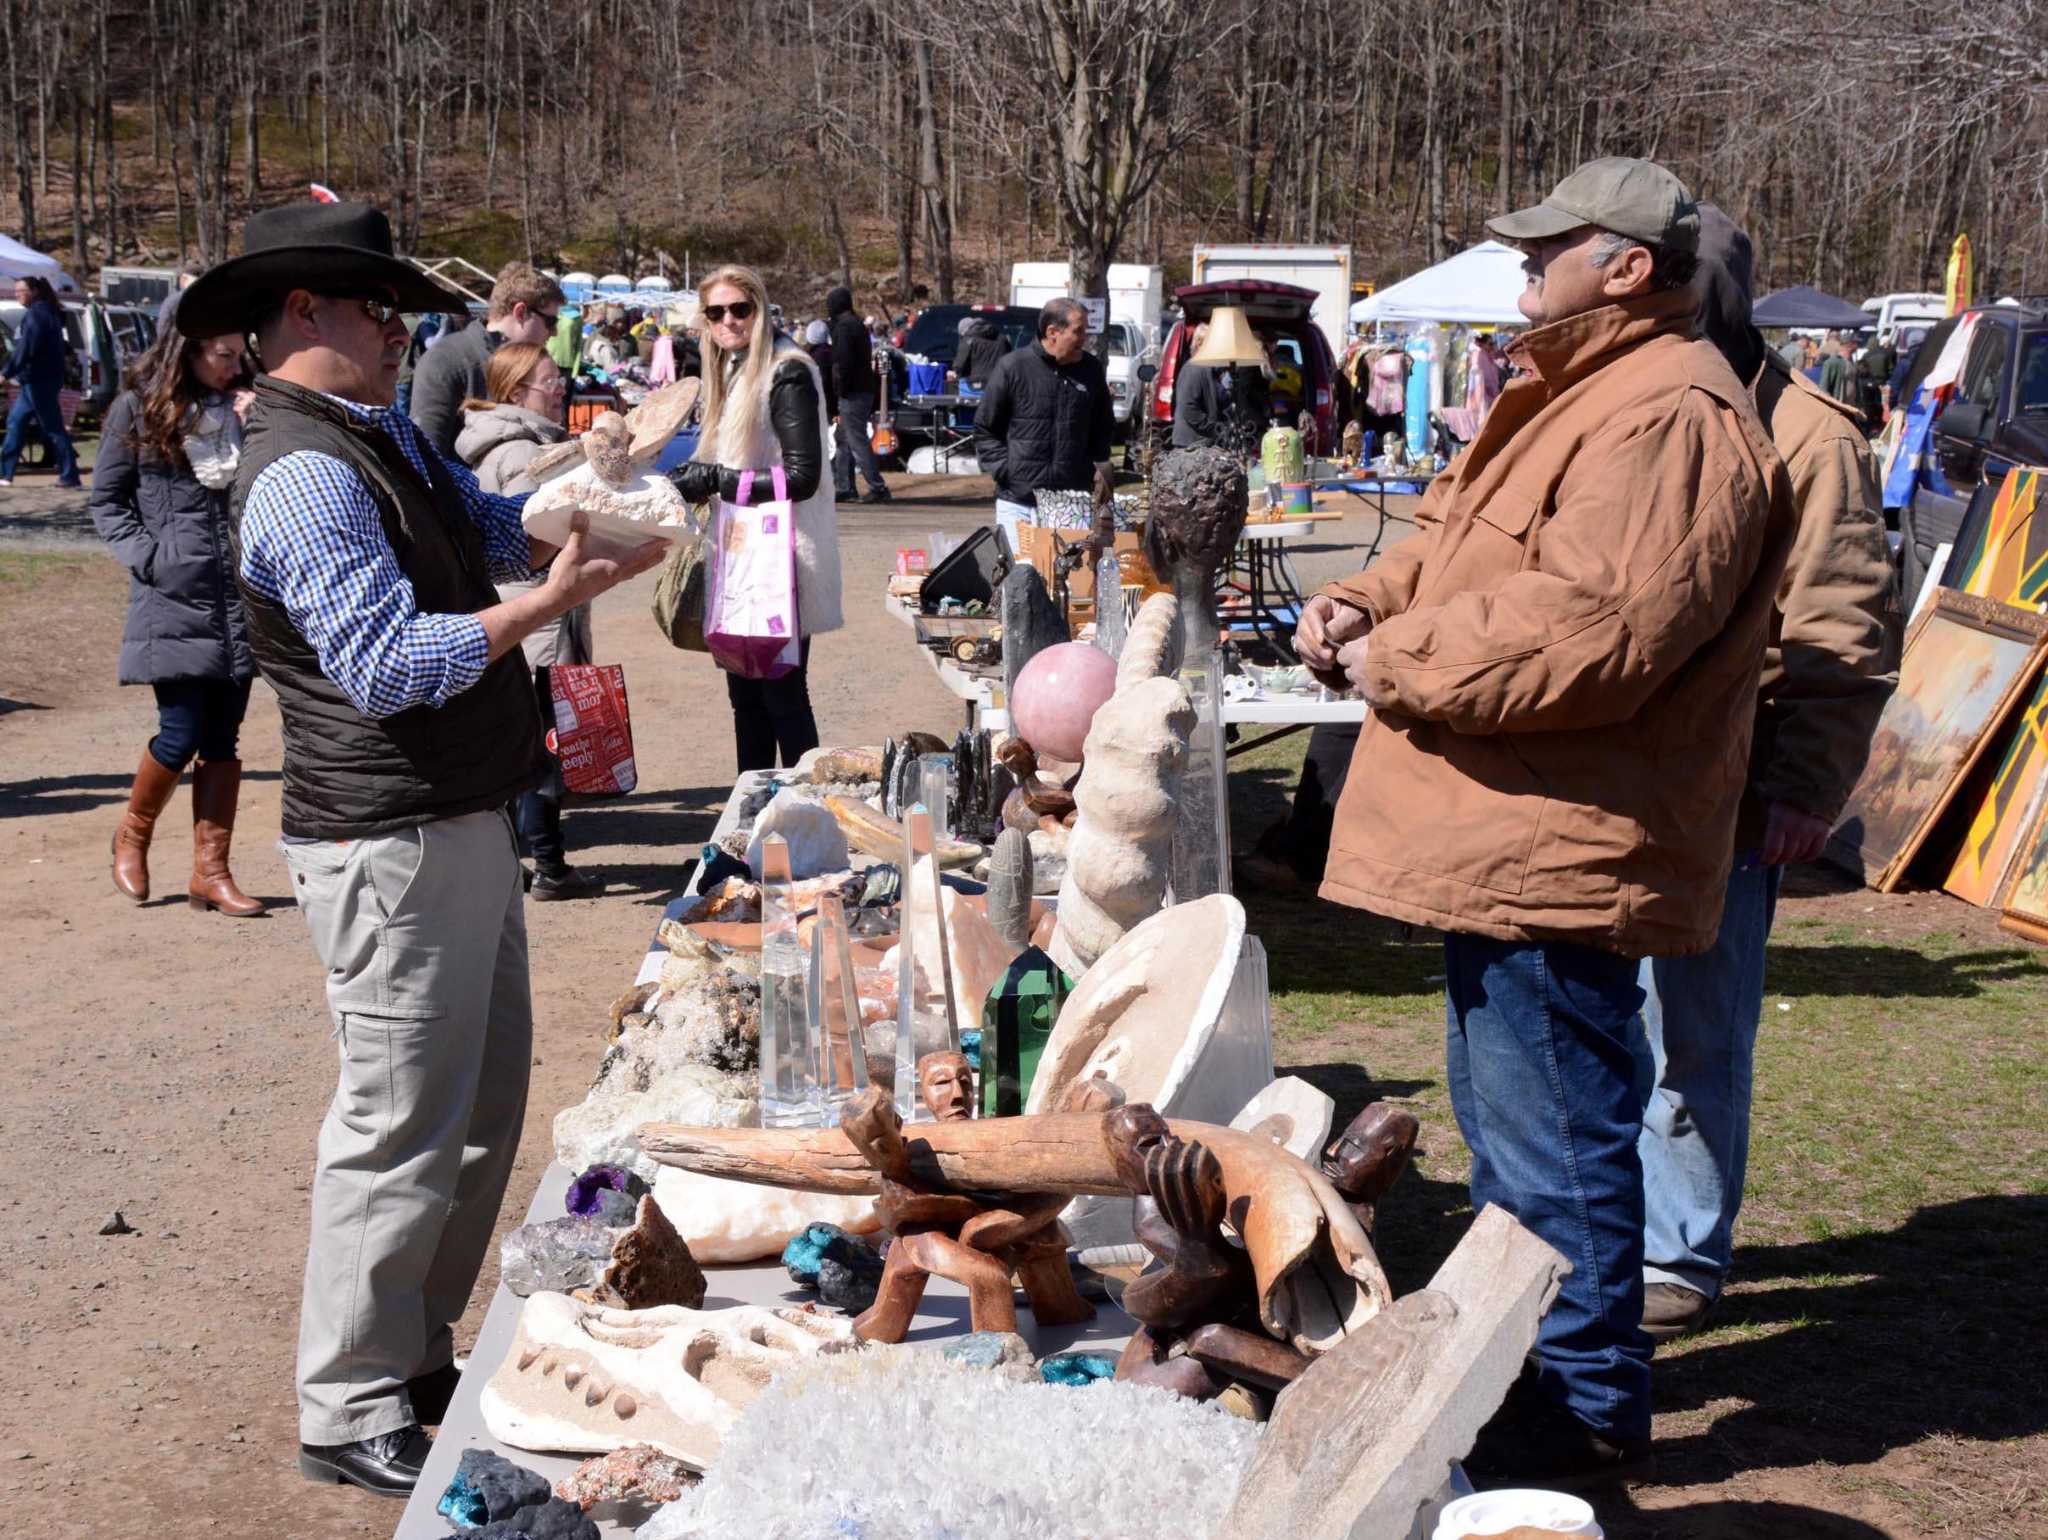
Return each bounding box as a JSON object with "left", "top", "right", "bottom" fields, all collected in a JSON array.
[
  {"left": 860, "top": 487, "right": 894, "bottom": 503},
  {"left": 531, "top": 863, "right": 602, "bottom": 901},
  {"left": 298, "top": 1424, "right": 432, "bottom": 1497},
  {"left": 406, "top": 1362, "right": 462, "bottom": 1425}
]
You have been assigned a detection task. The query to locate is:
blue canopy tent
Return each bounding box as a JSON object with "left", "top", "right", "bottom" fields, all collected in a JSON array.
[{"left": 1750, "top": 285, "right": 1872, "bottom": 329}]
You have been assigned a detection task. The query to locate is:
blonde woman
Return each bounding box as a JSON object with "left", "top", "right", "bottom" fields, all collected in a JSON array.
[{"left": 670, "top": 264, "right": 843, "bottom": 771}]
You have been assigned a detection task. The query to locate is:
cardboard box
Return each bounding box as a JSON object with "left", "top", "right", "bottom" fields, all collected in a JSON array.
[{"left": 1012, "top": 525, "right": 1163, "bottom": 610}]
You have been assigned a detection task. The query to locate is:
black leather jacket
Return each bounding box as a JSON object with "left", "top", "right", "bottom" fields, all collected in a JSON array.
[{"left": 669, "top": 356, "right": 826, "bottom": 503}]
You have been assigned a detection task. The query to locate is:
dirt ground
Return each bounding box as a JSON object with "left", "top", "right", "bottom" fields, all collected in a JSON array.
[{"left": 0, "top": 464, "right": 2038, "bottom": 1539}]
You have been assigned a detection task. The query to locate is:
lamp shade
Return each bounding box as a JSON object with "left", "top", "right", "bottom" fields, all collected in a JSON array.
[{"left": 1192, "top": 306, "right": 1268, "bottom": 368}]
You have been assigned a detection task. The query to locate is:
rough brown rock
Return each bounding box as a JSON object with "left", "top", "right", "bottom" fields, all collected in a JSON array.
[{"left": 597, "top": 1195, "right": 707, "bottom": 1310}]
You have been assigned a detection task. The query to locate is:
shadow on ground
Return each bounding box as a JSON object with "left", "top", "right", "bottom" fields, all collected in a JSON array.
[{"left": 0, "top": 768, "right": 283, "bottom": 817}]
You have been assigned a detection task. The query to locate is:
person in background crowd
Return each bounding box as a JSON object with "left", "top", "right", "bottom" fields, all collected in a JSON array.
[
  {"left": 865, "top": 313, "right": 886, "bottom": 349},
  {"left": 409, "top": 261, "right": 564, "bottom": 454},
  {"left": 455, "top": 343, "right": 598, "bottom": 901},
  {"left": 955, "top": 313, "right": 1010, "bottom": 389},
  {"left": 1818, "top": 330, "right": 1861, "bottom": 415},
  {"left": 676, "top": 311, "right": 704, "bottom": 379},
  {"left": 0, "top": 274, "right": 81, "bottom": 488},
  {"left": 1466, "top": 330, "right": 1505, "bottom": 420},
  {"left": 1801, "top": 334, "right": 1825, "bottom": 383},
  {"left": 803, "top": 318, "right": 839, "bottom": 419},
  {"left": 1634, "top": 205, "right": 1895, "bottom": 1341},
  {"left": 583, "top": 305, "right": 631, "bottom": 374},
  {"left": 395, "top": 313, "right": 441, "bottom": 417},
  {"left": 1296, "top": 157, "right": 1793, "bottom": 1486},
  {"left": 828, "top": 284, "right": 890, "bottom": 503},
  {"left": 1860, "top": 328, "right": 1898, "bottom": 422},
  {"left": 671, "top": 264, "right": 844, "bottom": 772},
  {"left": 1172, "top": 319, "right": 1270, "bottom": 452},
  {"left": 975, "top": 296, "right": 1114, "bottom": 547},
  {"left": 88, "top": 293, "right": 262, "bottom": 916},
  {"left": 630, "top": 308, "right": 662, "bottom": 360},
  {"left": 180, "top": 201, "right": 665, "bottom": 1498}
]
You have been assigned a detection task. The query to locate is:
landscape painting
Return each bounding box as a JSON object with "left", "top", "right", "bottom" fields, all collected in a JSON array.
[
  {"left": 1943, "top": 673, "right": 2048, "bottom": 905},
  {"left": 1999, "top": 797, "right": 2048, "bottom": 944},
  {"left": 1826, "top": 591, "right": 2048, "bottom": 891}
]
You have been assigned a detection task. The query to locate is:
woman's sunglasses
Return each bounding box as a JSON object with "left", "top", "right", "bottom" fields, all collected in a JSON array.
[{"left": 702, "top": 301, "right": 756, "bottom": 324}]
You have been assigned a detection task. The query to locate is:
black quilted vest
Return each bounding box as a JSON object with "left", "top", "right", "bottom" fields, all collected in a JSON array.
[{"left": 228, "top": 377, "right": 541, "bottom": 839}]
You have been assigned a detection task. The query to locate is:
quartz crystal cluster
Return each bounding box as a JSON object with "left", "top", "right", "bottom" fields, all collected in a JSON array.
[{"left": 637, "top": 1350, "right": 1260, "bottom": 1540}]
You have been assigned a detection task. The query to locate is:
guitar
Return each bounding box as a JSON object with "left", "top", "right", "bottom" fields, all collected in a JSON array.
[{"left": 871, "top": 351, "right": 900, "bottom": 456}]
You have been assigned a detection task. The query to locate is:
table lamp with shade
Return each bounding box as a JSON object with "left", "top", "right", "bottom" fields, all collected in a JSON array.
[{"left": 1190, "top": 305, "right": 1268, "bottom": 458}]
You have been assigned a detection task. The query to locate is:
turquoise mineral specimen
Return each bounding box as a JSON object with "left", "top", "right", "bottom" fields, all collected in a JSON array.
[{"left": 1038, "top": 1351, "right": 1118, "bottom": 1386}]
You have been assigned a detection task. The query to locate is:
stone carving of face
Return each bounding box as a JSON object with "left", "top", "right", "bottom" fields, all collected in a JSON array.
[{"left": 917, "top": 1051, "right": 974, "bottom": 1122}]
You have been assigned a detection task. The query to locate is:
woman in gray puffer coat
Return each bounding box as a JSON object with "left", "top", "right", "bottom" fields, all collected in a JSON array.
[
  {"left": 455, "top": 342, "right": 597, "bottom": 900},
  {"left": 89, "top": 296, "right": 262, "bottom": 916}
]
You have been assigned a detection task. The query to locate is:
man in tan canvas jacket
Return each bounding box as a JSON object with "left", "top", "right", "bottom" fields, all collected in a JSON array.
[
  {"left": 1633, "top": 205, "right": 1896, "bottom": 1344},
  {"left": 1296, "top": 158, "right": 1795, "bottom": 1487}
]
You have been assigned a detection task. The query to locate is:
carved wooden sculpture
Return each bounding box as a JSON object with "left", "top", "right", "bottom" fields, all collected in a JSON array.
[
  {"left": 1319, "top": 1103, "right": 1420, "bottom": 1238},
  {"left": 916, "top": 1049, "right": 975, "bottom": 1122},
  {"left": 836, "top": 1087, "right": 1094, "bottom": 1344},
  {"left": 1108, "top": 1105, "right": 1313, "bottom": 1409},
  {"left": 639, "top": 1100, "right": 1390, "bottom": 1356}
]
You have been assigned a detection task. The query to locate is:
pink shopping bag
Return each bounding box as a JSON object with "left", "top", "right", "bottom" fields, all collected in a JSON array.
[{"left": 704, "top": 466, "right": 801, "bottom": 681}]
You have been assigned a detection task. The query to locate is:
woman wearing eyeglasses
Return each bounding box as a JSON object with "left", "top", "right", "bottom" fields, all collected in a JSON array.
[
  {"left": 89, "top": 292, "right": 263, "bottom": 915},
  {"left": 671, "top": 264, "right": 843, "bottom": 771},
  {"left": 455, "top": 343, "right": 599, "bottom": 899}
]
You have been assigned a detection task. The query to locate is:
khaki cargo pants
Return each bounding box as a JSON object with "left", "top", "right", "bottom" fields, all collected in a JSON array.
[{"left": 280, "top": 808, "right": 530, "bottom": 1446}]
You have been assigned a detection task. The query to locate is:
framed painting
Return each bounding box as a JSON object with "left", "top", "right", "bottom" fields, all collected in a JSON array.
[
  {"left": 1942, "top": 673, "right": 2048, "bottom": 905},
  {"left": 1999, "top": 791, "right": 2048, "bottom": 944},
  {"left": 1825, "top": 590, "right": 2048, "bottom": 891},
  {"left": 1946, "top": 467, "right": 2046, "bottom": 607}
]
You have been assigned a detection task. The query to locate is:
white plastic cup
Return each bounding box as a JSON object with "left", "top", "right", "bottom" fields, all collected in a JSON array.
[{"left": 1432, "top": 1488, "right": 1603, "bottom": 1540}]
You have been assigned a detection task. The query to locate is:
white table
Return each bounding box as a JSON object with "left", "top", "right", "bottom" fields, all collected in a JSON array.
[{"left": 885, "top": 594, "right": 1009, "bottom": 730}]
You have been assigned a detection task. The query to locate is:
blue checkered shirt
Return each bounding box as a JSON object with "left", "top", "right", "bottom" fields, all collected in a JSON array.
[{"left": 239, "top": 394, "right": 535, "bottom": 720}]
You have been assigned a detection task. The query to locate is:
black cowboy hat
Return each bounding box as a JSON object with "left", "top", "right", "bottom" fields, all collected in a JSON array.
[{"left": 176, "top": 201, "right": 471, "bottom": 338}]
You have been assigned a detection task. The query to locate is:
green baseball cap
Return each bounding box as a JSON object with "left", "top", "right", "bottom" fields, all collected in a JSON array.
[{"left": 1487, "top": 157, "right": 1701, "bottom": 253}]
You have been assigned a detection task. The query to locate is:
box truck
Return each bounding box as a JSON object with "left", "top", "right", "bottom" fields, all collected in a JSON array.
[
  {"left": 1008, "top": 261, "right": 1165, "bottom": 342},
  {"left": 1190, "top": 244, "right": 1353, "bottom": 357}
]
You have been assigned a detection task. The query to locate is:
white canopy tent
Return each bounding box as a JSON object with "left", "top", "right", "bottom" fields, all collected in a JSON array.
[
  {"left": 0, "top": 233, "right": 82, "bottom": 295},
  {"left": 1350, "top": 240, "right": 1526, "bottom": 327}
]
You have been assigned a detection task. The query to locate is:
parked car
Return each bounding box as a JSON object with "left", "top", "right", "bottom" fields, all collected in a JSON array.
[
  {"left": 894, "top": 304, "right": 1040, "bottom": 374},
  {"left": 1896, "top": 298, "right": 2048, "bottom": 598},
  {"left": 1101, "top": 318, "right": 1157, "bottom": 433},
  {"left": 0, "top": 296, "right": 157, "bottom": 424},
  {"left": 1148, "top": 280, "right": 1340, "bottom": 454}
]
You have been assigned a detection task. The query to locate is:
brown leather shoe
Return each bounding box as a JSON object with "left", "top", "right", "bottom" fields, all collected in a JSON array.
[
  {"left": 187, "top": 759, "right": 263, "bottom": 916},
  {"left": 111, "top": 751, "right": 183, "bottom": 902}
]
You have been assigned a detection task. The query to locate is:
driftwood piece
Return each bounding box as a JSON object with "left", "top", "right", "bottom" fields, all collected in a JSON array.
[
  {"left": 1214, "top": 1205, "right": 1571, "bottom": 1540},
  {"left": 638, "top": 1108, "right": 1391, "bottom": 1354}
]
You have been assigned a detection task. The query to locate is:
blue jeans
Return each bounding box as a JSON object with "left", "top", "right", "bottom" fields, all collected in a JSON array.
[
  {"left": 1633, "top": 860, "right": 1781, "bottom": 1299},
  {"left": 1445, "top": 932, "right": 1654, "bottom": 1441},
  {"left": 1, "top": 382, "right": 80, "bottom": 482},
  {"left": 994, "top": 498, "right": 1033, "bottom": 552},
  {"left": 148, "top": 678, "right": 253, "bottom": 771}
]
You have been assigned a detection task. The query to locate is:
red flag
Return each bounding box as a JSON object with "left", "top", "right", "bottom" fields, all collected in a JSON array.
[{"left": 308, "top": 183, "right": 340, "bottom": 204}]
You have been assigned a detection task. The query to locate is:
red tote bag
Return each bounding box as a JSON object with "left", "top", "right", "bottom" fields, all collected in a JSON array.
[{"left": 546, "top": 663, "right": 638, "bottom": 796}]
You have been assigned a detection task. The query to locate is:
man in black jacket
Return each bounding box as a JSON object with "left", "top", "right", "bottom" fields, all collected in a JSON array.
[
  {"left": 827, "top": 285, "right": 890, "bottom": 503},
  {"left": 974, "top": 297, "right": 1114, "bottom": 546},
  {"left": 955, "top": 314, "right": 1010, "bottom": 388}
]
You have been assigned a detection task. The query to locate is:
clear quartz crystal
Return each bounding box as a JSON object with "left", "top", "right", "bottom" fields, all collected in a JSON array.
[
  {"left": 919, "top": 755, "right": 953, "bottom": 845},
  {"left": 892, "top": 804, "right": 956, "bottom": 1121},
  {"left": 1168, "top": 650, "right": 1232, "bottom": 902},
  {"left": 757, "top": 835, "right": 817, "bottom": 1126}
]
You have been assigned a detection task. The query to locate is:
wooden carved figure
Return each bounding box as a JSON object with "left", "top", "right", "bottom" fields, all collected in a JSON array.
[
  {"left": 837, "top": 1088, "right": 1093, "bottom": 1344},
  {"left": 1319, "top": 1103, "right": 1419, "bottom": 1237}
]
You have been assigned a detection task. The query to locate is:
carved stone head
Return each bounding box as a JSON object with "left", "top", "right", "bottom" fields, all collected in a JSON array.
[{"left": 916, "top": 1050, "right": 975, "bottom": 1122}]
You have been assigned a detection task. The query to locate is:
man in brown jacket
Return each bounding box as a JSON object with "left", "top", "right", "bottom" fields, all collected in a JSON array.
[
  {"left": 1296, "top": 158, "right": 1794, "bottom": 1485},
  {"left": 1635, "top": 205, "right": 1896, "bottom": 1341}
]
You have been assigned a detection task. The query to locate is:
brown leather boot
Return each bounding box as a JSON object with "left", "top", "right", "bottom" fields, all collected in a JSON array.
[
  {"left": 111, "top": 751, "right": 183, "bottom": 902},
  {"left": 187, "top": 759, "right": 263, "bottom": 916}
]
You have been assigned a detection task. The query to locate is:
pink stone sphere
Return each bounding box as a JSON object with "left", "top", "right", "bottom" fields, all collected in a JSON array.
[{"left": 1010, "top": 642, "right": 1117, "bottom": 762}]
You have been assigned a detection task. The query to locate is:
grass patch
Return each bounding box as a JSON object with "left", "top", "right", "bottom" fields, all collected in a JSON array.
[{"left": 0, "top": 550, "right": 90, "bottom": 585}]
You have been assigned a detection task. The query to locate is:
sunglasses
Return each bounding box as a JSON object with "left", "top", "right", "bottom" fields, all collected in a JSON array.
[
  {"left": 702, "top": 301, "right": 756, "bottom": 324},
  {"left": 318, "top": 292, "right": 402, "bottom": 325}
]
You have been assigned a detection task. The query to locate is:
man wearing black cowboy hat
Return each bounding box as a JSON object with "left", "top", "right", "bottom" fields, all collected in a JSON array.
[{"left": 179, "top": 201, "right": 666, "bottom": 1497}]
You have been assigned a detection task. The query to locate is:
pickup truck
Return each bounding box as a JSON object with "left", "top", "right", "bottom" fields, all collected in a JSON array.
[{"left": 1896, "top": 299, "right": 2048, "bottom": 597}]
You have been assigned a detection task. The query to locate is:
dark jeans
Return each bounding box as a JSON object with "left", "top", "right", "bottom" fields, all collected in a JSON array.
[
  {"left": 833, "top": 391, "right": 886, "bottom": 496},
  {"left": 517, "top": 664, "right": 570, "bottom": 870},
  {"left": 1, "top": 382, "right": 80, "bottom": 482},
  {"left": 147, "top": 677, "right": 253, "bottom": 771},
  {"left": 726, "top": 637, "right": 818, "bottom": 772},
  {"left": 1444, "top": 931, "right": 1654, "bottom": 1442}
]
